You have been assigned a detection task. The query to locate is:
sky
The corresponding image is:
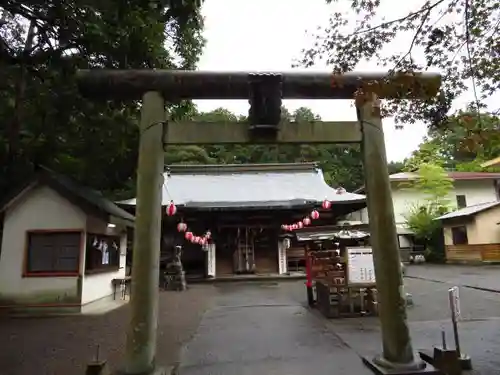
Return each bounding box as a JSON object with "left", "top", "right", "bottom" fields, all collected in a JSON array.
[{"left": 193, "top": 0, "right": 491, "bottom": 162}]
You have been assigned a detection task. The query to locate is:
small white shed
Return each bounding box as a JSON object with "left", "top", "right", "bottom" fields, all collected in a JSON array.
[{"left": 0, "top": 167, "right": 135, "bottom": 314}]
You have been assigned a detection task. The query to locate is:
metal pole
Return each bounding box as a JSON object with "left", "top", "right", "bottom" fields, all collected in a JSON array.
[
  {"left": 357, "top": 91, "right": 422, "bottom": 370},
  {"left": 124, "top": 91, "right": 165, "bottom": 375}
]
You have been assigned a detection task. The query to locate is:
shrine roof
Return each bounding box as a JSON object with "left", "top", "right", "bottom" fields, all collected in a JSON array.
[{"left": 119, "top": 163, "right": 366, "bottom": 209}]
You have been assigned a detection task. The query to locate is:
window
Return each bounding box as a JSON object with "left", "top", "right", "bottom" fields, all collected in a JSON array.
[
  {"left": 25, "top": 231, "right": 82, "bottom": 276},
  {"left": 451, "top": 226, "right": 468, "bottom": 245},
  {"left": 456, "top": 195, "right": 467, "bottom": 209},
  {"left": 85, "top": 234, "right": 120, "bottom": 273}
]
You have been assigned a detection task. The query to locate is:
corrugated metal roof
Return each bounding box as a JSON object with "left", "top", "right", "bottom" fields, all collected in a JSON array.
[
  {"left": 390, "top": 171, "right": 500, "bottom": 181},
  {"left": 436, "top": 201, "right": 500, "bottom": 221},
  {"left": 354, "top": 171, "right": 500, "bottom": 193},
  {"left": 119, "top": 163, "right": 365, "bottom": 208}
]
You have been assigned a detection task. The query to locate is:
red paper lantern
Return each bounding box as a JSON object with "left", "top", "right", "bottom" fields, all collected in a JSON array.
[
  {"left": 205, "top": 230, "right": 211, "bottom": 239},
  {"left": 322, "top": 200, "right": 332, "bottom": 209},
  {"left": 166, "top": 200, "right": 177, "bottom": 216},
  {"left": 303, "top": 217, "right": 311, "bottom": 226},
  {"left": 297, "top": 222, "right": 304, "bottom": 229},
  {"left": 336, "top": 187, "right": 346, "bottom": 195},
  {"left": 291, "top": 224, "right": 298, "bottom": 230},
  {"left": 177, "top": 222, "right": 187, "bottom": 232},
  {"left": 199, "top": 237, "right": 207, "bottom": 246},
  {"left": 310, "top": 210, "right": 320, "bottom": 220},
  {"left": 185, "top": 231, "right": 193, "bottom": 241}
]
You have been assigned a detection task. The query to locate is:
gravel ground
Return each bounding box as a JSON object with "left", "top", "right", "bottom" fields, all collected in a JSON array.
[{"left": 0, "top": 285, "right": 218, "bottom": 375}]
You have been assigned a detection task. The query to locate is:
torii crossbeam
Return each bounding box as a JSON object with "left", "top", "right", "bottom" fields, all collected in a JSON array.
[{"left": 77, "top": 69, "right": 441, "bottom": 375}]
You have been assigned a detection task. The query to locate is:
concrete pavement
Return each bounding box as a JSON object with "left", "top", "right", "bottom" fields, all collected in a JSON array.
[
  {"left": 405, "top": 264, "right": 500, "bottom": 292},
  {"left": 177, "top": 282, "right": 373, "bottom": 375},
  {"left": 328, "top": 276, "right": 500, "bottom": 375},
  {"left": 176, "top": 277, "right": 500, "bottom": 375}
]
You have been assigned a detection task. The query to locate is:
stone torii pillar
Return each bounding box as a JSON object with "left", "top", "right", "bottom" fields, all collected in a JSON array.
[
  {"left": 356, "top": 89, "right": 421, "bottom": 373},
  {"left": 76, "top": 70, "right": 441, "bottom": 375}
]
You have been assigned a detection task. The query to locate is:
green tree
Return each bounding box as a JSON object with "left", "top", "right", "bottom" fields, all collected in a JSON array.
[
  {"left": 165, "top": 106, "right": 366, "bottom": 191},
  {"left": 300, "top": 0, "right": 499, "bottom": 129},
  {"left": 388, "top": 161, "right": 405, "bottom": 174},
  {"left": 0, "top": 1, "right": 205, "bottom": 198},
  {"left": 402, "top": 163, "right": 453, "bottom": 260},
  {"left": 405, "top": 110, "right": 500, "bottom": 171}
]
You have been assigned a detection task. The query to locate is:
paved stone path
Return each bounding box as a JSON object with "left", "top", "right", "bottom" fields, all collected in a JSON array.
[{"left": 177, "top": 282, "right": 373, "bottom": 375}]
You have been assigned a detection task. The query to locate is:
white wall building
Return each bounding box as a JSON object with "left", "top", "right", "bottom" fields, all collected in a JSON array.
[
  {"left": 345, "top": 171, "right": 500, "bottom": 257},
  {"left": 0, "top": 167, "right": 134, "bottom": 314}
]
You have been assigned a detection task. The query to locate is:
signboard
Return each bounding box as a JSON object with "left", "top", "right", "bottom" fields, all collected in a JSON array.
[
  {"left": 347, "top": 247, "right": 376, "bottom": 285},
  {"left": 448, "top": 286, "right": 461, "bottom": 320}
]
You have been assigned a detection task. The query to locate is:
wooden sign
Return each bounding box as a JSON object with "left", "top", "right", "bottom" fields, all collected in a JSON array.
[{"left": 347, "top": 247, "right": 376, "bottom": 285}]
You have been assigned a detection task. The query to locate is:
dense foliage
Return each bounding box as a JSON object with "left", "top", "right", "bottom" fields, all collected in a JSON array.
[
  {"left": 0, "top": 1, "right": 413, "bottom": 201},
  {"left": 402, "top": 163, "right": 453, "bottom": 261},
  {"left": 301, "top": 0, "right": 499, "bottom": 129},
  {"left": 0, "top": 1, "right": 205, "bottom": 198},
  {"left": 167, "top": 106, "right": 367, "bottom": 193},
  {"left": 405, "top": 110, "right": 500, "bottom": 171}
]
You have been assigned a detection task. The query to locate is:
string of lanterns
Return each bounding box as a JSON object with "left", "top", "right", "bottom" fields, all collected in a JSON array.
[
  {"left": 166, "top": 201, "right": 211, "bottom": 247},
  {"left": 166, "top": 186, "right": 347, "bottom": 236},
  {"left": 281, "top": 187, "right": 346, "bottom": 232}
]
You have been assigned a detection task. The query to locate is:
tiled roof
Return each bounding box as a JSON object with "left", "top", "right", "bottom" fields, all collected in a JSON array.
[
  {"left": 436, "top": 201, "right": 500, "bottom": 221},
  {"left": 119, "top": 163, "right": 366, "bottom": 209},
  {"left": 1, "top": 166, "right": 135, "bottom": 225}
]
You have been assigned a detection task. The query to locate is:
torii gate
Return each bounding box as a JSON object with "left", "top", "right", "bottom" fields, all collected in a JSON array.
[{"left": 77, "top": 70, "right": 441, "bottom": 375}]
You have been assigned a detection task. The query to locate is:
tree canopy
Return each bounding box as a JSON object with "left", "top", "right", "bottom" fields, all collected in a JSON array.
[
  {"left": 0, "top": 1, "right": 205, "bottom": 198},
  {"left": 404, "top": 109, "right": 500, "bottom": 171},
  {"left": 0, "top": 1, "right": 409, "bottom": 201},
  {"left": 166, "top": 106, "right": 367, "bottom": 193},
  {"left": 300, "top": 0, "right": 499, "bottom": 129}
]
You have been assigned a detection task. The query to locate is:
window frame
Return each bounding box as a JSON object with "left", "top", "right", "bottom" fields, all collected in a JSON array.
[
  {"left": 451, "top": 226, "right": 468, "bottom": 245},
  {"left": 85, "top": 233, "right": 121, "bottom": 275},
  {"left": 23, "top": 229, "right": 83, "bottom": 277},
  {"left": 456, "top": 195, "right": 467, "bottom": 209}
]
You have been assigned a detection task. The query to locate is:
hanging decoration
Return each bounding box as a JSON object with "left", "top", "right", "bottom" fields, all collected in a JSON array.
[
  {"left": 322, "top": 200, "right": 332, "bottom": 210},
  {"left": 279, "top": 191, "right": 350, "bottom": 231},
  {"left": 280, "top": 208, "right": 322, "bottom": 232},
  {"left": 176, "top": 221, "right": 212, "bottom": 248},
  {"left": 166, "top": 200, "right": 177, "bottom": 216}
]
